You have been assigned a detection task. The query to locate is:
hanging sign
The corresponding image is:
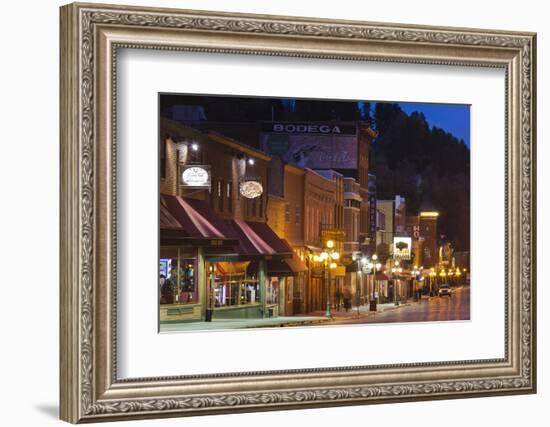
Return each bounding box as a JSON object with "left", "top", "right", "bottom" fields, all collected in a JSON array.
[
  {"left": 180, "top": 165, "right": 211, "bottom": 189},
  {"left": 239, "top": 180, "right": 263, "bottom": 199},
  {"left": 393, "top": 237, "right": 412, "bottom": 260}
]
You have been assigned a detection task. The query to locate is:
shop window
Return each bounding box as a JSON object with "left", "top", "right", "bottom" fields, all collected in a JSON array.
[
  {"left": 227, "top": 182, "right": 232, "bottom": 213},
  {"left": 293, "top": 275, "right": 303, "bottom": 299},
  {"left": 285, "top": 203, "right": 291, "bottom": 223},
  {"left": 209, "top": 261, "right": 260, "bottom": 308},
  {"left": 160, "top": 258, "right": 197, "bottom": 305},
  {"left": 218, "top": 179, "right": 224, "bottom": 212},
  {"left": 188, "top": 145, "right": 202, "bottom": 164},
  {"left": 266, "top": 277, "right": 279, "bottom": 305}
]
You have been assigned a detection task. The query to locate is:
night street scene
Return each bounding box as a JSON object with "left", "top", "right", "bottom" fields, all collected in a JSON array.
[{"left": 158, "top": 94, "right": 470, "bottom": 332}]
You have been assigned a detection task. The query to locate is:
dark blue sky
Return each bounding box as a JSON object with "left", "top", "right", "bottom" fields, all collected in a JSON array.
[{"left": 397, "top": 102, "right": 471, "bottom": 148}]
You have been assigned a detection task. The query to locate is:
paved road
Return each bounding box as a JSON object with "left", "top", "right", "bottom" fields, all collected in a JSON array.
[{"left": 335, "top": 286, "right": 470, "bottom": 325}]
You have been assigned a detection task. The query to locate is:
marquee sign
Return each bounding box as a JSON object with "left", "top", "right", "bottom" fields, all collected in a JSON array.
[
  {"left": 180, "top": 165, "right": 211, "bottom": 189},
  {"left": 239, "top": 180, "right": 263, "bottom": 199}
]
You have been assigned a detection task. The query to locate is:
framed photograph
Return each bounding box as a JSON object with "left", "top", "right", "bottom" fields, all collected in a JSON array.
[{"left": 60, "top": 2, "right": 536, "bottom": 423}]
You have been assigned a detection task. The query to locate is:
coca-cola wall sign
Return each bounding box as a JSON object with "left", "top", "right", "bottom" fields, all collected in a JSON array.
[{"left": 260, "top": 121, "right": 358, "bottom": 170}]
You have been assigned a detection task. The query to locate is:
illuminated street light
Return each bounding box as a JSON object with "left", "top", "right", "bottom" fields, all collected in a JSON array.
[
  {"left": 321, "top": 241, "right": 339, "bottom": 319},
  {"left": 248, "top": 157, "right": 255, "bottom": 165},
  {"left": 191, "top": 143, "right": 199, "bottom": 151},
  {"left": 370, "top": 255, "right": 380, "bottom": 312}
]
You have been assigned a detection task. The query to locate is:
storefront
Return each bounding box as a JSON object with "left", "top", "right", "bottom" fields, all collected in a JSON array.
[
  {"left": 160, "top": 194, "right": 303, "bottom": 324},
  {"left": 267, "top": 253, "right": 308, "bottom": 316},
  {"left": 159, "top": 195, "right": 239, "bottom": 323}
]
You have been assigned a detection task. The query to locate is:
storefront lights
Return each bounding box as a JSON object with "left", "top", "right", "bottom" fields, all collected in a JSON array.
[
  {"left": 320, "top": 252, "right": 329, "bottom": 261},
  {"left": 331, "top": 252, "right": 340, "bottom": 260},
  {"left": 326, "top": 240, "right": 334, "bottom": 249}
]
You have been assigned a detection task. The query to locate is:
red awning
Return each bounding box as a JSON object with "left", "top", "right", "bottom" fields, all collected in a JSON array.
[
  {"left": 267, "top": 252, "right": 308, "bottom": 276},
  {"left": 160, "top": 195, "right": 293, "bottom": 259},
  {"left": 375, "top": 272, "right": 390, "bottom": 281},
  {"left": 160, "top": 195, "right": 235, "bottom": 240},
  {"left": 227, "top": 220, "right": 293, "bottom": 257}
]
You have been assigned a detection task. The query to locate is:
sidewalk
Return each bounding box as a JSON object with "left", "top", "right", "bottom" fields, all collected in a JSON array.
[
  {"left": 160, "top": 297, "right": 429, "bottom": 332},
  {"left": 160, "top": 314, "right": 328, "bottom": 332}
]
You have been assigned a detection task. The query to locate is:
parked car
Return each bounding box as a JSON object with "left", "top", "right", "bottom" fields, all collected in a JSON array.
[{"left": 438, "top": 284, "right": 452, "bottom": 297}]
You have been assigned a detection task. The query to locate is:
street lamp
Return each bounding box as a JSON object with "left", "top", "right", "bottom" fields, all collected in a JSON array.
[
  {"left": 321, "top": 240, "right": 339, "bottom": 319},
  {"left": 392, "top": 260, "right": 401, "bottom": 306},
  {"left": 369, "top": 254, "right": 380, "bottom": 312},
  {"left": 429, "top": 268, "right": 436, "bottom": 296},
  {"left": 357, "top": 257, "right": 368, "bottom": 315},
  {"left": 438, "top": 269, "right": 446, "bottom": 296}
]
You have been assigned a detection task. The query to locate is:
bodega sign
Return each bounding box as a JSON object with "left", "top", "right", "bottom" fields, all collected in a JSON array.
[
  {"left": 180, "top": 165, "right": 211, "bottom": 189},
  {"left": 261, "top": 122, "right": 356, "bottom": 135}
]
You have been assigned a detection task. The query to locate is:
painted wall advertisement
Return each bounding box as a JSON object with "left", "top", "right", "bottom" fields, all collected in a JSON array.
[{"left": 260, "top": 122, "right": 358, "bottom": 170}]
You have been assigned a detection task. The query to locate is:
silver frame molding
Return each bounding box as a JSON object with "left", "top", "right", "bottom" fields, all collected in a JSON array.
[{"left": 60, "top": 2, "right": 537, "bottom": 423}]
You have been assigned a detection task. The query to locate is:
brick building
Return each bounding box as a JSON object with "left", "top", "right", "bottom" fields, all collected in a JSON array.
[{"left": 159, "top": 118, "right": 307, "bottom": 326}]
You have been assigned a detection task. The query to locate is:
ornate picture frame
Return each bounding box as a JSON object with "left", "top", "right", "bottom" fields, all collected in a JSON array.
[{"left": 60, "top": 2, "right": 536, "bottom": 423}]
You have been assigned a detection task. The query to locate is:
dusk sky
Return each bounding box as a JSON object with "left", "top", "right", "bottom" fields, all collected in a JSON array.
[{"left": 396, "top": 102, "right": 471, "bottom": 148}]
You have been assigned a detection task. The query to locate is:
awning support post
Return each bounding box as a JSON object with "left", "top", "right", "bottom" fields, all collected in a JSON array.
[{"left": 259, "top": 258, "right": 267, "bottom": 318}]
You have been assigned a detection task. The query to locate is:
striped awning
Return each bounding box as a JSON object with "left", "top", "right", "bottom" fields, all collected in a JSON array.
[
  {"left": 227, "top": 220, "right": 293, "bottom": 257},
  {"left": 160, "top": 195, "right": 235, "bottom": 240},
  {"left": 160, "top": 195, "right": 293, "bottom": 259},
  {"left": 267, "top": 253, "right": 308, "bottom": 276}
]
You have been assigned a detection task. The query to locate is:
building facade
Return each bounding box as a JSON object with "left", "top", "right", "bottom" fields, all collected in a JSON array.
[{"left": 159, "top": 118, "right": 306, "bottom": 326}]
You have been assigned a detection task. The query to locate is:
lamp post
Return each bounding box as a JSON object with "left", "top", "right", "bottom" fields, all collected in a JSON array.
[
  {"left": 369, "top": 254, "right": 380, "bottom": 311},
  {"left": 358, "top": 257, "right": 368, "bottom": 316},
  {"left": 391, "top": 260, "right": 402, "bottom": 306},
  {"left": 438, "top": 269, "right": 446, "bottom": 296},
  {"left": 320, "top": 240, "right": 340, "bottom": 319},
  {"left": 429, "top": 268, "right": 436, "bottom": 296}
]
